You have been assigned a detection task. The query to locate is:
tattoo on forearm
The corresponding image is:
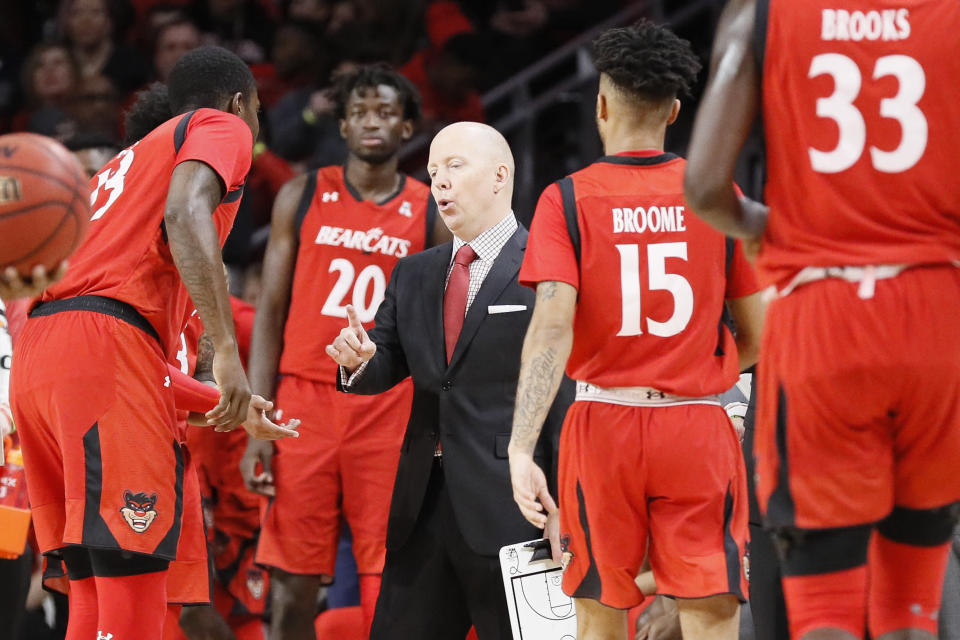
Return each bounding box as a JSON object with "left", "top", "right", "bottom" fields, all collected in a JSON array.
[
  {"left": 537, "top": 282, "right": 558, "bottom": 301},
  {"left": 512, "top": 345, "right": 562, "bottom": 452},
  {"left": 195, "top": 333, "right": 215, "bottom": 380}
]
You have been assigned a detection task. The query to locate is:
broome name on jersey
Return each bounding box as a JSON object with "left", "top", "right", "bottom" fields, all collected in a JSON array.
[{"left": 612, "top": 205, "right": 686, "bottom": 234}]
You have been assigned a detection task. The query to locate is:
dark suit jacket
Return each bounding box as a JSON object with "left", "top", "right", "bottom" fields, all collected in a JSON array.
[{"left": 340, "top": 225, "right": 573, "bottom": 557}]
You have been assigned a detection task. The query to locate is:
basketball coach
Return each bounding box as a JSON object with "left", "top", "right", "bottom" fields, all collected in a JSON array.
[{"left": 326, "top": 121, "right": 573, "bottom": 639}]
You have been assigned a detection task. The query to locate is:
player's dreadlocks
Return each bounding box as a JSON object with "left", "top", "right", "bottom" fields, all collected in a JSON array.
[
  {"left": 591, "top": 19, "right": 701, "bottom": 103},
  {"left": 331, "top": 63, "right": 422, "bottom": 123},
  {"left": 123, "top": 82, "right": 173, "bottom": 145},
  {"left": 167, "top": 46, "right": 256, "bottom": 114}
]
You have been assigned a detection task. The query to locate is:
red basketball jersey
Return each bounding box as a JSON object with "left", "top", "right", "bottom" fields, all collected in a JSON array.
[
  {"left": 278, "top": 166, "right": 434, "bottom": 381},
  {"left": 520, "top": 152, "right": 759, "bottom": 396},
  {"left": 758, "top": 0, "right": 960, "bottom": 288},
  {"left": 43, "top": 108, "right": 252, "bottom": 355}
]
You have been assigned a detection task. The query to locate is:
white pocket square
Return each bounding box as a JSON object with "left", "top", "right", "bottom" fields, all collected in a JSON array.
[{"left": 487, "top": 304, "right": 527, "bottom": 314}]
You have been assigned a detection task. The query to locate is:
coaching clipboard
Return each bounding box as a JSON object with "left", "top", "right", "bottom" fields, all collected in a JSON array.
[{"left": 499, "top": 539, "right": 577, "bottom": 640}]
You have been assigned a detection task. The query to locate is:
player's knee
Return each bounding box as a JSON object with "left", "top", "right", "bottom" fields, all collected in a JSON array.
[
  {"left": 179, "top": 604, "right": 233, "bottom": 640},
  {"left": 270, "top": 569, "right": 323, "bottom": 618},
  {"left": 772, "top": 524, "right": 872, "bottom": 577},
  {"left": 574, "top": 597, "right": 626, "bottom": 638},
  {"left": 676, "top": 593, "right": 740, "bottom": 619},
  {"left": 877, "top": 503, "right": 960, "bottom": 547}
]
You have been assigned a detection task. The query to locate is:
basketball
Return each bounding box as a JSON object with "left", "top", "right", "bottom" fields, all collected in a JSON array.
[{"left": 0, "top": 132, "right": 91, "bottom": 275}]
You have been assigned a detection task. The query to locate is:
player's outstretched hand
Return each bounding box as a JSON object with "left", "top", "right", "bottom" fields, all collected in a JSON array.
[
  {"left": 325, "top": 304, "right": 376, "bottom": 371},
  {"left": 0, "top": 262, "right": 67, "bottom": 300},
  {"left": 240, "top": 435, "right": 276, "bottom": 497},
  {"left": 509, "top": 452, "right": 556, "bottom": 530},
  {"left": 207, "top": 347, "right": 252, "bottom": 428},
  {"left": 240, "top": 395, "right": 300, "bottom": 441}
]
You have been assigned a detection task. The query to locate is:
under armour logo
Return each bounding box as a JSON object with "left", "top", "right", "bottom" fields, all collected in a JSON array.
[
  {"left": 321, "top": 191, "right": 339, "bottom": 203},
  {"left": 97, "top": 632, "right": 114, "bottom": 640},
  {"left": 645, "top": 390, "right": 666, "bottom": 400}
]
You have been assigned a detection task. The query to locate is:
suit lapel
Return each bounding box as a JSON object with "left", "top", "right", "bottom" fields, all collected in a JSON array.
[
  {"left": 447, "top": 227, "right": 527, "bottom": 369},
  {"left": 424, "top": 244, "right": 451, "bottom": 370}
]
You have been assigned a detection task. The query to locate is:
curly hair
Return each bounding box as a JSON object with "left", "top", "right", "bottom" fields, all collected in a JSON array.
[
  {"left": 331, "top": 63, "right": 422, "bottom": 123},
  {"left": 123, "top": 82, "right": 173, "bottom": 144},
  {"left": 167, "top": 46, "right": 255, "bottom": 114},
  {"left": 591, "top": 19, "right": 701, "bottom": 102}
]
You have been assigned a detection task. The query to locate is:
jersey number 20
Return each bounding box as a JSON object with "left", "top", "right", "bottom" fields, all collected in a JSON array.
[
  {"left": 322, "top": 259, "right": 386, "bottom": 323},
  {"left": 616, "top": 242, "right": 693, "bottom": 338}
]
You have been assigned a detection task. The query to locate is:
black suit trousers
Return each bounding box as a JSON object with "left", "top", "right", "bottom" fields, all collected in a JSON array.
[{"left": 370, "top": 460, "right": 512, "bottom": 640}]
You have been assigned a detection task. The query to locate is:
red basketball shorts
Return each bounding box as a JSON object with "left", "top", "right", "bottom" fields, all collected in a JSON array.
[
  {"left": 756, "top": 265, "right": 960, "bottom": 530},
  {"left": 559, "top": 399, "right": 748, "bottom": 609},
  {"left": 166, "top": 442, "right": 211, "bottom": 605},
  {"left": 255, "top": 375, "right": 411, "bottom": 576},
  {"left": 11, "top": 310, "right": 183, "bottom": 559}
]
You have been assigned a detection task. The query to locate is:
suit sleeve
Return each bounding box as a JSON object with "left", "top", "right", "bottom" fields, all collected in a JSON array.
[{"left": 338, "top": 260, "right": 411, "bottom": 395}]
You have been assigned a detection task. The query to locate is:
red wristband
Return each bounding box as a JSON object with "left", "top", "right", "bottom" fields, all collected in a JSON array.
[{"left": 166, "top": 365, "right": 219, "bottom": 414}]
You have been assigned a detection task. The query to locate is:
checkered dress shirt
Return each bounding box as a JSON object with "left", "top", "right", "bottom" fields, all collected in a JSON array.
[{"left": 446, "top": 212, "right": 518, "bottom": 314}]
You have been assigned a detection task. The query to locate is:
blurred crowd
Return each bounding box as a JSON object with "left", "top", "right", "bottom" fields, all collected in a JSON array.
[{"left": 0, "top": 0, "right": 626, "bottom": 290}]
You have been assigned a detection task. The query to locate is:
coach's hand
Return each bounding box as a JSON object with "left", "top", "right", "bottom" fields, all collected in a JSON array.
[
  {"left": 241, "top": 436, "right": 277, "bottom": 496},
  {"left": 509, "top": 452, "right": 557, "bottom": 529},
  {"left": 0, "top": 263, "right": 67, "bottom": 300},
  {"left": 325, "top": 305, "right": 376, "bottom": 372},
  {"left": 208, "top": 347, "right": 251, "bottom": 428}
]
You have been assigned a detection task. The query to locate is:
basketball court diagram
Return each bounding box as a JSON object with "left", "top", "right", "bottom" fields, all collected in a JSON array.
[{"left": 500, "top": 539, "right": 577, "bottom": 640}]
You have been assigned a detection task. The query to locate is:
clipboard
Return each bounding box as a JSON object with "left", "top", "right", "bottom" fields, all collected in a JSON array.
[{"left": 499, "top": 538, "right": 577, "bottom": 640}]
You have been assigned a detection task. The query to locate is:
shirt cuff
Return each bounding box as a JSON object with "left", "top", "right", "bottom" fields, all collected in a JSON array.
[{"left": 340, "top": 361, "right": 369, "bottom": 389}]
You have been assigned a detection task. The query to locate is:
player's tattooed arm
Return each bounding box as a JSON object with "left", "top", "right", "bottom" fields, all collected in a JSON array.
[
  {"left": 509, "top": 280, "right": 576, "bottom": 532},
  {"left": 509, "top": 281, "right": 576, "bottom": 455},
  {"left": 194, "top": 333, "right": 216, "bottom": 383},
  {"left": 684, "top": 0, "right": 768, "bottom": 240},
  {"left": 165, "top": 160, "right": 250, "bottom": 428}
]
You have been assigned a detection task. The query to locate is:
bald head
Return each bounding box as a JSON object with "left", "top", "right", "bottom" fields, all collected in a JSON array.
[{"left": 428, "top": 121, "right": 515, "bottom": 242}]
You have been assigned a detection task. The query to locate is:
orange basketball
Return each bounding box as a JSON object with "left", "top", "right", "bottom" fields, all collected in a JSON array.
[{"left": 0, "top": 132, "right": 91, "bottom": 275}]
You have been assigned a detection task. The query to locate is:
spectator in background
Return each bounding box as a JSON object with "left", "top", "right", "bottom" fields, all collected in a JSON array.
[
  {"left": 285, "top": 0, "right": 330, "bottom": 24},
  {"left": 11, "top": 42, "right": 81, "bottom": 139},
  {"left": 152, "top": 16, "right": 200, "bottom": 82},
  {"left": 267, "top": 50, "right": 348, "bottom": 169},
  {"left": 64, "top": 132, "right": 121, "bottom": 178},
  {"left": 256, "top": 20, "right": 324, "bottom": 109},
  {"left": 70, "top": 73, "right": 123, "bottom": 140},
  {"left": 62, "top": 0, "right": 152, "bottom": 95},
  {"left": 400, "top": 32, "right": 485, "bottom": 131},
  {"left": 189, "top": 0, "right": 275, "bottom": 64}
]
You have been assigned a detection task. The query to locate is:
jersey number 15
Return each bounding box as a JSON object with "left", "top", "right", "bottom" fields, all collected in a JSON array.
[{"left": 616, "top": 241, "right": 693, "bottom": 338}]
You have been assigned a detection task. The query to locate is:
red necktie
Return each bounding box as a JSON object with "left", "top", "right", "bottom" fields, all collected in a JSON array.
[{"left": 443, "top": 244, "right": 478, "bottom": 363}]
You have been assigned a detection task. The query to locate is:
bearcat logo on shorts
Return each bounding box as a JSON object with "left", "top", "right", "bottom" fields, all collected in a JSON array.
[
  {"left": 0, "top": 176, "right": 21, "bottom": 205},
  {"left": 246, "top": 568, "right": 265, "bottom": 600},
  {"left": 120, "top": 490, "right": 158, "bottom": 533}
]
